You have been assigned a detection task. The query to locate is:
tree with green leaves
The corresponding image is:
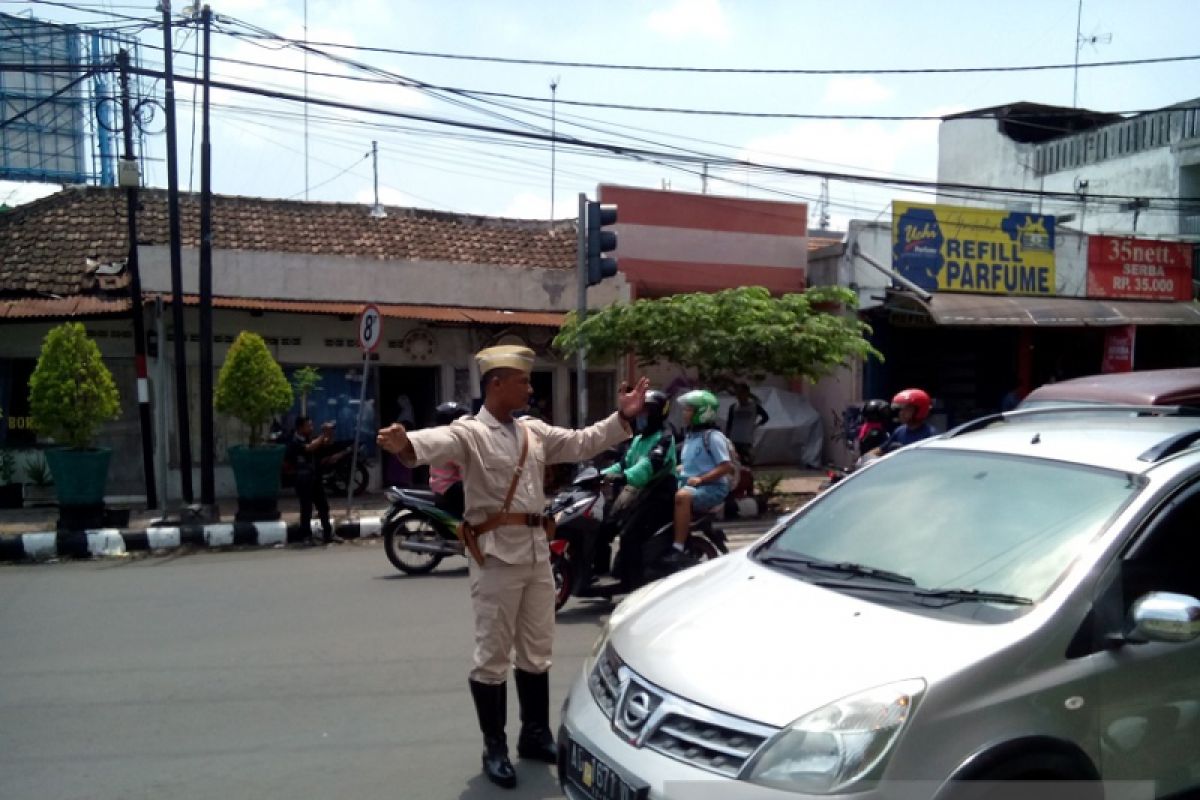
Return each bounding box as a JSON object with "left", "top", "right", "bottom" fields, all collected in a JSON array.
[
  {"left": 291, "top": 366, "right": 322, "bottom": 416},
  {"left": 215, "top": 332, "right": 294, "bottom": 447},
  {"left": 553, "top": 285, "right": 880, "bottom": 386},
  {"left": 28, "top": 322, "right": 121, "bottom": 449}
]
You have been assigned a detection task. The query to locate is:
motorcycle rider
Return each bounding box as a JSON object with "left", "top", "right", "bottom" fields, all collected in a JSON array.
[
  {"left": 857, "top": 398, "right": 893, "bottom": 454},
  {"left": 868, "top": 388, "right": 937, "bottom": 456},
  {"left": 662, "top": 389, "right": 734, "bottom": 568},
  {"left": 429, "top": 401, "right": 469, "bottom": 518},
  {"left": 601, "top": 390, "right": 677, "bottom": 586}
]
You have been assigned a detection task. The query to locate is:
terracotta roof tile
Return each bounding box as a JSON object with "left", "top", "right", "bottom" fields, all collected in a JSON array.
[{"left": 0, "top": 187, "right": 576, "bottom": 297}]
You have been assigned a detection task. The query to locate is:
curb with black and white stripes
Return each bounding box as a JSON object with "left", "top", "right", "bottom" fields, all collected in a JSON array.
[{"left": 0, "top": 517, "right": 383, "bottom": 563}]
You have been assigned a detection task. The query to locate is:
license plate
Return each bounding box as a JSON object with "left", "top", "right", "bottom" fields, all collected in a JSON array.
[{"left": 566, "top": 738, "right": 644, "bottom": 800}]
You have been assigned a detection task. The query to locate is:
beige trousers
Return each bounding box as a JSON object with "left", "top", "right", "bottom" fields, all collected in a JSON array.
[{"left": 468, "top": 556, "right": 555, "bottom": 684}]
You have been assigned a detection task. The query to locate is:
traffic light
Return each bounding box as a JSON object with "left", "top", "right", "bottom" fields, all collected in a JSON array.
[{"left": 585, "top": 201, "right": 619, "bottom": 286}]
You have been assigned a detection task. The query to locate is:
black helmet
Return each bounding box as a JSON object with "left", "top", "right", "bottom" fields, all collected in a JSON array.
[
  {"left": 641, "top": 390, "right": 670, "bottom": 434},
  {"left": 861, "top": 398, "right": 892, "bottom": 423},
  {"left": 435, "top": 401, "right": 469, "bottom": 426}
]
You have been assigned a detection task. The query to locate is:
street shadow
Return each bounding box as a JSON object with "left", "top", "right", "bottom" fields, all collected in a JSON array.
[
  {"left": 555, "top": 599, "right": 615, "bottom": 625},
  {"left": 376, "top": 565, "right": 470, "bottom": 581},
  {"left": 456, "top": 760, "right": 559, "bottom": 799}
]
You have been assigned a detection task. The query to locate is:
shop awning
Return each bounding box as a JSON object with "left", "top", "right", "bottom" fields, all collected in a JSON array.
[
  {"left": 153, "top": 295, "right": 566, "bottom": 328},
  {"left": 889, "top": 291, "right": 1200, "bottom": 327}
]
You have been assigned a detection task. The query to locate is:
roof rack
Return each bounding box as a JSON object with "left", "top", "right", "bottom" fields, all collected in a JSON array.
[
  {"left": 1138, "top": 429, "right": 1200, "bottom": 462},
  {"left": 944, "top": 404, "right": 1200, "bottom": 440}
]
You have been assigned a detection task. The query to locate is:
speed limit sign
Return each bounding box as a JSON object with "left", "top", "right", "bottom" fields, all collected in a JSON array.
[{"left": 357, "top": 304, "right": 383, "bottom": 352}]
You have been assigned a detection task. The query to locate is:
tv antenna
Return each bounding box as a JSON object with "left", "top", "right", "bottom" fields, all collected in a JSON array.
[{"left": 1073, "top": 0, "right": 1111, "bottom": 107}]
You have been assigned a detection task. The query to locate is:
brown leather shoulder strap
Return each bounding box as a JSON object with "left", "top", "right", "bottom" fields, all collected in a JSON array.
[{"left": 499, "top": 421, "right": 529, "bottom": 514}]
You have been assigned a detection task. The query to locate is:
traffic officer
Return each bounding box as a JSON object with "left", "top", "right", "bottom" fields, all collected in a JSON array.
[{"left": 377, "top": 345, "right": 646, "bottom": 789}]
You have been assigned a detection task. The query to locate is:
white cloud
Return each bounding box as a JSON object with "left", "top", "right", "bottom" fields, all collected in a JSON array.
[
  {"left": 354, "top": 186, "right": 419, "bottom": 208},
  {"left": 646, "top": 0, "right": 731, "bottom": 42},
  {"left": 741, "top": 119, "right": 934, "bottom": 179},
  {"left": 822, "top": 76, "right": 894, "bottom": 107},
  {"left": 501, "top": 191, "right": 580, "bottom": 220},
  {"left": 210, "top": 21, "right": 428, "bottom": 114}
]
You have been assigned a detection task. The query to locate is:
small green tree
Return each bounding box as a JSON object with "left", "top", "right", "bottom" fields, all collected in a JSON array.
[
  {"left": 554, "top": 285, "right": 881, "bottom": 385},
  {"left": 291, "top": 366, "right": 322, "bottom": 416},
  {"left": 28, "top": 322, "right": 121, "bottom": 449},
  {"left": 215, "top": 332, "right": 293, "bottom": 447}
]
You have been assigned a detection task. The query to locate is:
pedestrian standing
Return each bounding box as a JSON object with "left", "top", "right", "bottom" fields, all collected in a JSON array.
[
  {"left": 725, "top": 383, "right": 769, "bottom": 465},
  {"left": 287, "top": 417, "right": 343, "bottom": 546},
  {"left": 377, "top": 345, "right": 646, "bottom": 789}
]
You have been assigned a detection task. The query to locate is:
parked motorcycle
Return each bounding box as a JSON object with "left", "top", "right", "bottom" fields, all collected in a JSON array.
[
  {"left": 271, "top": 421, "right": 373, "bottom": 498},
  {"left": 382, "top": 486, "right": 464, "bottom": 574},
  {"left": 549, "top": 471, "right": 728, "bottom": 611},
  {"left": 320, "top": 439, "right": 372, "bottom": 497},
  {"left": 382, "top": 469, "right": 606, "bottom": 576}
]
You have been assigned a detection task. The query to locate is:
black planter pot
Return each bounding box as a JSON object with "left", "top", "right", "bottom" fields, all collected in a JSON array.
[
  {"left": 0, "top": 482, "right": 22, "bottom": 509},
  {"left": 228, "top": 445, "right": 287, "bottom": 522}
]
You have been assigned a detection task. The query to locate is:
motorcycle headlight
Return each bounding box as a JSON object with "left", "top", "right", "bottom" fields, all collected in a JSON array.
[
  {"left": 384, "top": 488, "right": 403, "bottom": 504},
  {"left": 746, "top": 679, "right": 925, "bottom": 794}
]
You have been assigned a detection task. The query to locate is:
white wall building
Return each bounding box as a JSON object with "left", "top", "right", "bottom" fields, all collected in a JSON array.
[{"left": 938, "top": 100, "right": 1200, "bottom": 237}]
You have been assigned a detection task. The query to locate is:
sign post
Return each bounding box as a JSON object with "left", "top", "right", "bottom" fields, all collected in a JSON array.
[{"left": 348, "top": 305, "right": 382, "bottom": 518}]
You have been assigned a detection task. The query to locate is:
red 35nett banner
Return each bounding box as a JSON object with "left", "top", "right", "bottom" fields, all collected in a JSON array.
[{"left": 1087, "top": 235, "right": 1194, "bottom": 301}]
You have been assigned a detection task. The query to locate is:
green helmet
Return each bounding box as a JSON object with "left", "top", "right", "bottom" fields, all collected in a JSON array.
[{"left": 678, "top": 389, "right": 720, "bottom": 426}]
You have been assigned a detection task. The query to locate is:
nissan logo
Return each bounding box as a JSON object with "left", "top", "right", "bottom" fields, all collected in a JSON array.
[{"left": 621, "top": 690, "right": 653, "bottom": 730}]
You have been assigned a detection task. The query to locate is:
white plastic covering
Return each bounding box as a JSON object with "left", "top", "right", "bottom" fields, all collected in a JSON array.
[{"left": 717, "top": 386, "right": 825, "bottom": 468}]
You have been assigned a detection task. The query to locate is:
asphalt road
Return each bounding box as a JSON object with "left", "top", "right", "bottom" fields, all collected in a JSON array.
[{"left": 0, "top": 539, "right": 640, "bottom": 800}]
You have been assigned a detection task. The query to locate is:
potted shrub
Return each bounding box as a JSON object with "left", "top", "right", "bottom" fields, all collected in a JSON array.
[
  {"left": 291, "top": 366, "right": 322, "bottom": 416},
  {"left": 22, "top": 452, "right": 55, "bottom": 506},
  {"left": 215, "top": 331, "right": 294, "bottom": 521},
  {"left": 753, "top": 471, "right": 784, "bottom": 516},
  {"left": 28, "top": 323, "right": 120, "bottom": 521},
  {"left": 0, "top": 446, "right": 22, "bottom": 509}
]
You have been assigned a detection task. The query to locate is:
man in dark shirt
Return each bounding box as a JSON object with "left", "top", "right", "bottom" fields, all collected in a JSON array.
[
  {"left": 287, "top": 417, "right": 343, "bottom": 545},
  {"left": 870, "top": 388, "right": 938, "bottom": 456}
]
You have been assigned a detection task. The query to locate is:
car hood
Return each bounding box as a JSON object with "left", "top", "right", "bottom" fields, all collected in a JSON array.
[{"left": 610, "top": 552, "right": 1016, "bottom": 728}]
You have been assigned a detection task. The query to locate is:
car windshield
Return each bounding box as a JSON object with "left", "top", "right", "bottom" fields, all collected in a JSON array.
[{"left": 758, "top": 449, "right": 1138, "bottom": 605}]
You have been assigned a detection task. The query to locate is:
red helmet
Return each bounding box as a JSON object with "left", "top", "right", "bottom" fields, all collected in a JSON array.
[{"left": 891, "top": 388, "right": 932, "bottom": 422}]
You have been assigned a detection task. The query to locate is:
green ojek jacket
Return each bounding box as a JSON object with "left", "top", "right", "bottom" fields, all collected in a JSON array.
[{"left": 602, "top": 429, "right": 677, "bottom": 488}]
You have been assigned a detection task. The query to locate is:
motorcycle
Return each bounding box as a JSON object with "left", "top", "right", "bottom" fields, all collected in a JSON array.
[
  {"left": 271, "top": 420, "right": 373, "bottom": 498},
  {"left": 549, "top": 471, "right": 729, "bottom": 612},
  {"left": 381, "top": 469, "right": 607, "bottom": 576},
  {"left": 320, "top": 438, "right": 372, "bottom": 497},
  {"left": 382, "top": 486, "right": 465, "bottom": 574}
]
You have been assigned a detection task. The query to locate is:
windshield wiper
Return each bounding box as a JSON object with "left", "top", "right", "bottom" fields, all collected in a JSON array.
[
  {"left": 759, "top": 554, "right": 915, "bottom": 585},
  {"left": 913, "top": 588, "right": 1033, "bottom": 606}
]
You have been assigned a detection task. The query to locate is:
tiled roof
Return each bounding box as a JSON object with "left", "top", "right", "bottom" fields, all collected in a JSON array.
[{"left": 0, "top": 187, "right": 576, "bottom": 297}]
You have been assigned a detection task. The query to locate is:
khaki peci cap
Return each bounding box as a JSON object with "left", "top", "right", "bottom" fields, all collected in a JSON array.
[{"left": 475, "top": 344, "right": 535, "bottom": 374}]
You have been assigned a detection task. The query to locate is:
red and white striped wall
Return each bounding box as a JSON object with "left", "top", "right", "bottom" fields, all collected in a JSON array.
[{"left": 598, "top": 185, "right": 809, "bottom": 297}]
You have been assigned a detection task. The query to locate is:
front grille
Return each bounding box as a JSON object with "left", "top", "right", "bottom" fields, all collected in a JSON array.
[
  {"left": 588, "top": 644, "right": 778, "bottom": 778},
  {"left": 648, "top": 713, "right": 770, "bottom": 778}
]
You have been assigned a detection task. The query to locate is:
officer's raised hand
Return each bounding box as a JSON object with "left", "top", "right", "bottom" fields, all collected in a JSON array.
[
  {"left": 376, "top": 422, "right": 410, "bottom": 456},
  {"left": 617, "top": 377, "right": 651, "bottom": 422}
]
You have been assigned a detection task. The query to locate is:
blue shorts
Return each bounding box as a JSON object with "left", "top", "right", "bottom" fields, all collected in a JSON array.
[{"left": 679, "top": 481, "right": 729, "bottom": 513}]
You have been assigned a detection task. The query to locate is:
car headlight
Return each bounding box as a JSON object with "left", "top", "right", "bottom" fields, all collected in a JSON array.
[{"left": 746, "top": 679, "right": 925, "bottom": 794}]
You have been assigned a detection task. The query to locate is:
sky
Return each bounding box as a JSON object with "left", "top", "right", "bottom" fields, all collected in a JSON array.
[{"left": 3, "top": 0, "right": 1200, "bottom": 232}]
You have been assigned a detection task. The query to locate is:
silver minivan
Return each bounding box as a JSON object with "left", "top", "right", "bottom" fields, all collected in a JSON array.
[{"left": 557, "top": 407, "right": 1200, "bottom": 799}]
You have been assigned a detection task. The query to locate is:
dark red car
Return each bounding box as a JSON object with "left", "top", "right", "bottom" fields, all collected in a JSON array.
[{"left": 1020, "top": 367, "right": 1200, "bottom": 408}]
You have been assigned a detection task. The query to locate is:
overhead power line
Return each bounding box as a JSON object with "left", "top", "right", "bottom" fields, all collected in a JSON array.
[
  {"left": 217, "top": 28, "right": 1200, "bottom": 76},
  {"left": 120, "top": 64, "right": 1200, "bottom": 210},
  {"left": 129, "top": 40, "right": 1200, "bottom": 121}
]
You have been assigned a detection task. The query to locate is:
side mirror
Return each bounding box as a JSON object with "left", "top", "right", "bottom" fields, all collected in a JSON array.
[{"left": 1128, "top": 592, "right": 1200, "bottom": 644}]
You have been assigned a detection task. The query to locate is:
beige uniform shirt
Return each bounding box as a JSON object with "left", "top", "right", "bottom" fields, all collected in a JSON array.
[{"left": 405, "top": 407, "right": 630, "bottom": 565}]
